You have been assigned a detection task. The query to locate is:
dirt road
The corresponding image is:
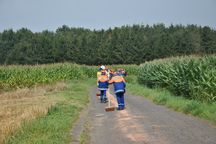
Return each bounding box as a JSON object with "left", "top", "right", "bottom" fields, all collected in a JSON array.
[{"left": 71, "top": 87, "right": 216, "bottom": 144}]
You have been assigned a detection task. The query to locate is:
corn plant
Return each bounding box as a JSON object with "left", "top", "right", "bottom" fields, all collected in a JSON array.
[
  {"left": 138, "top": 55, "right": 216, "bottom": 102},
  {"left": 0, "top": 63, "right": 138, "bottom": 89}
]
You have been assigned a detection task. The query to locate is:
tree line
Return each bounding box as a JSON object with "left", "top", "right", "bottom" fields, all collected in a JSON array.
[{"left": 0, "top": 24, "right": 216, "bottom": 65}]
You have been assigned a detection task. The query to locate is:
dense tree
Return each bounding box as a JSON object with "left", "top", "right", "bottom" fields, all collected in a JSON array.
[{"left": 0, "top": 24, "right": 216, "bottom": 65}]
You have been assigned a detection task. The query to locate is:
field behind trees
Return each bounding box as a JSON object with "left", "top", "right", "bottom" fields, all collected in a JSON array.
[{"left": 0, "top": 24, "right": 216, "bottom": 65}]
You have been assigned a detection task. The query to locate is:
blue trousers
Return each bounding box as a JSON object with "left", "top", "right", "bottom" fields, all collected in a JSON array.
[
  {"left": 100, "top": 90, "right": 107, "bottom": 100},
  {"left": 116, "top": 92, "right": 125, "bottom": 108}
]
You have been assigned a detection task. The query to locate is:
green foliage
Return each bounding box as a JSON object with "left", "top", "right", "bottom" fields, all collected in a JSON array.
[
  {"left": 109, "top": 64, "right": 139, "bottom": 75},
  {"left": 0, "top": 63, "right": 91, "bottom": 89},
  {"left": 0, "top": 24, "right": 216, "bottom": 65},
  {"left": 138, "top": 55, "right": 216, "bottom": 102},
  {"left": 182, "top": 101, "right": 202, "bottom": 115},
  {"left": 0, "top": 64, "right": 137, "bottom": 89},
  {"left": 125, "top": 75, "right": 137, "bottom": 84},
  {"left": 153, "top": 93, "right": 169, "bottom": 105},
  {"left": 127, "top": 83, "right": 216, "bottom": 124}
]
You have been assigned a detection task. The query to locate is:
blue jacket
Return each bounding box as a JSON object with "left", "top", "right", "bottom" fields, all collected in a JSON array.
[
  {"left": 98, "top": 75, "right": 109, "bottom": 90},
  {"left": 109, "top": 76, "right": 126, "bottom": 93}
]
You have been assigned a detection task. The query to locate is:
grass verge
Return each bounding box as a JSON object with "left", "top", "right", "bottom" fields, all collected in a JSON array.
[
  {"left": 80, "top": 121, "right": 90, "bottom": 144},
  {"left": 127, "top": 82, "right": 216, "bottom": 125},
  {"left": 5, "top": 79, "right": 94, "bottom": 144},
  {"left": 0, "top": 82, "right": 66, "bottom": 143}
]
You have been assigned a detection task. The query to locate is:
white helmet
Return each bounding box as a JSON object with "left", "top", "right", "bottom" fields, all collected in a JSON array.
[{"left": 100, "top": 65, "right": 105, "bottom": 70}]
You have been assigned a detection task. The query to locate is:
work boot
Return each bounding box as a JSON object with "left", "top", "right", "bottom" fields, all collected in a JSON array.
[
  {"left": 116, "top": 107, "right": 125, "bottom": 111},
  {"left": 103, "top": 98, "right": 108, "bottom": 103}
]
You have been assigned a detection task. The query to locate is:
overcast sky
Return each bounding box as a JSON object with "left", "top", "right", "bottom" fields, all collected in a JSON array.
[{"left": 0, "top": 0, "right": 215, "bottom": 32}]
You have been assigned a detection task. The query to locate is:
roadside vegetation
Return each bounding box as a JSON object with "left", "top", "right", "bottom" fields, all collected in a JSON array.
[
  {"left": 0, "top": 82, "right": 67, "bottom": 143},
  {"left": 0, "top": 64, "right": 136, "bottom": 144},
  {"left": 127, "top": 82, "right": 216, "bottom": 124},
  {"left": 5, "top": 79, "right": 94, "bottom": 144},
  {"left": 0, "top": 64, "right": 97, "bottom": 89},
  {"left": 0, "top": 64, "right": 138, "bottom": 90},
  {"left": 126, "top": 55, "right": 216, "bottom": 124},
  {"left": 1, "top": 55, "right": 216, "bottom": 143},
  {"left": 138, "top": 55, "right": 216, "bottom": 102}
]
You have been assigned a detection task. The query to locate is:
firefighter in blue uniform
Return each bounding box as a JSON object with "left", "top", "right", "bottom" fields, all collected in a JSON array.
[
  {"left": 109, "top": 72, "right": 126, "bottom": 110},
  {"left": 97, "top": 70, "right": 109, "bottom": 103}
]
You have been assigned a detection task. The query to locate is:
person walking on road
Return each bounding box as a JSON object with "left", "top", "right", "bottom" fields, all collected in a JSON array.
[
  {"left": 97, "top": 65, "right": 106, "bottom": 78},
  {"left": 97, "top": 70, "right": 109, "bottom": 103},
  {"left": 109, "top": 72, "right": 126, "bottom": 110}
]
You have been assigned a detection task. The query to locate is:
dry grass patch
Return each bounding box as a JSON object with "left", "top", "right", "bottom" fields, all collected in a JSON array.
[{"left": 0, "top": 82, "right": 67, "bottom": 144}]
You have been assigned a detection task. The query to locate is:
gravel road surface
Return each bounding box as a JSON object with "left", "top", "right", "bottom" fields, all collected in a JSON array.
[{"left": 71, "top": 87, "right": 216, "bottom": 144}]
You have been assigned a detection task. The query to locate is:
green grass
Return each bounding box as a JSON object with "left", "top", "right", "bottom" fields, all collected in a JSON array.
[
  {"left": 79, "top": 121, "right": 90, "bottom": 144},
  {"left": 127, "top": 82, "right": 216, "bottom": 124},
  {"left": 6, "top": 79, "right": 94, "bottom": 144}
]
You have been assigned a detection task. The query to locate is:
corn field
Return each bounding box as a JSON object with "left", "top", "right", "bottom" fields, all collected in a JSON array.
[
  {"left": 0, "top": 63, "right": 138, "bottom": 89},
  {"left": 138, "top": 55, "right": 216, "bottom": 102},
  {"left": 0, "top": 63, "right": 98, "bottom": 89},
  {"left": 106, "top": 64, "right": 139, "bottom": 75}
]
